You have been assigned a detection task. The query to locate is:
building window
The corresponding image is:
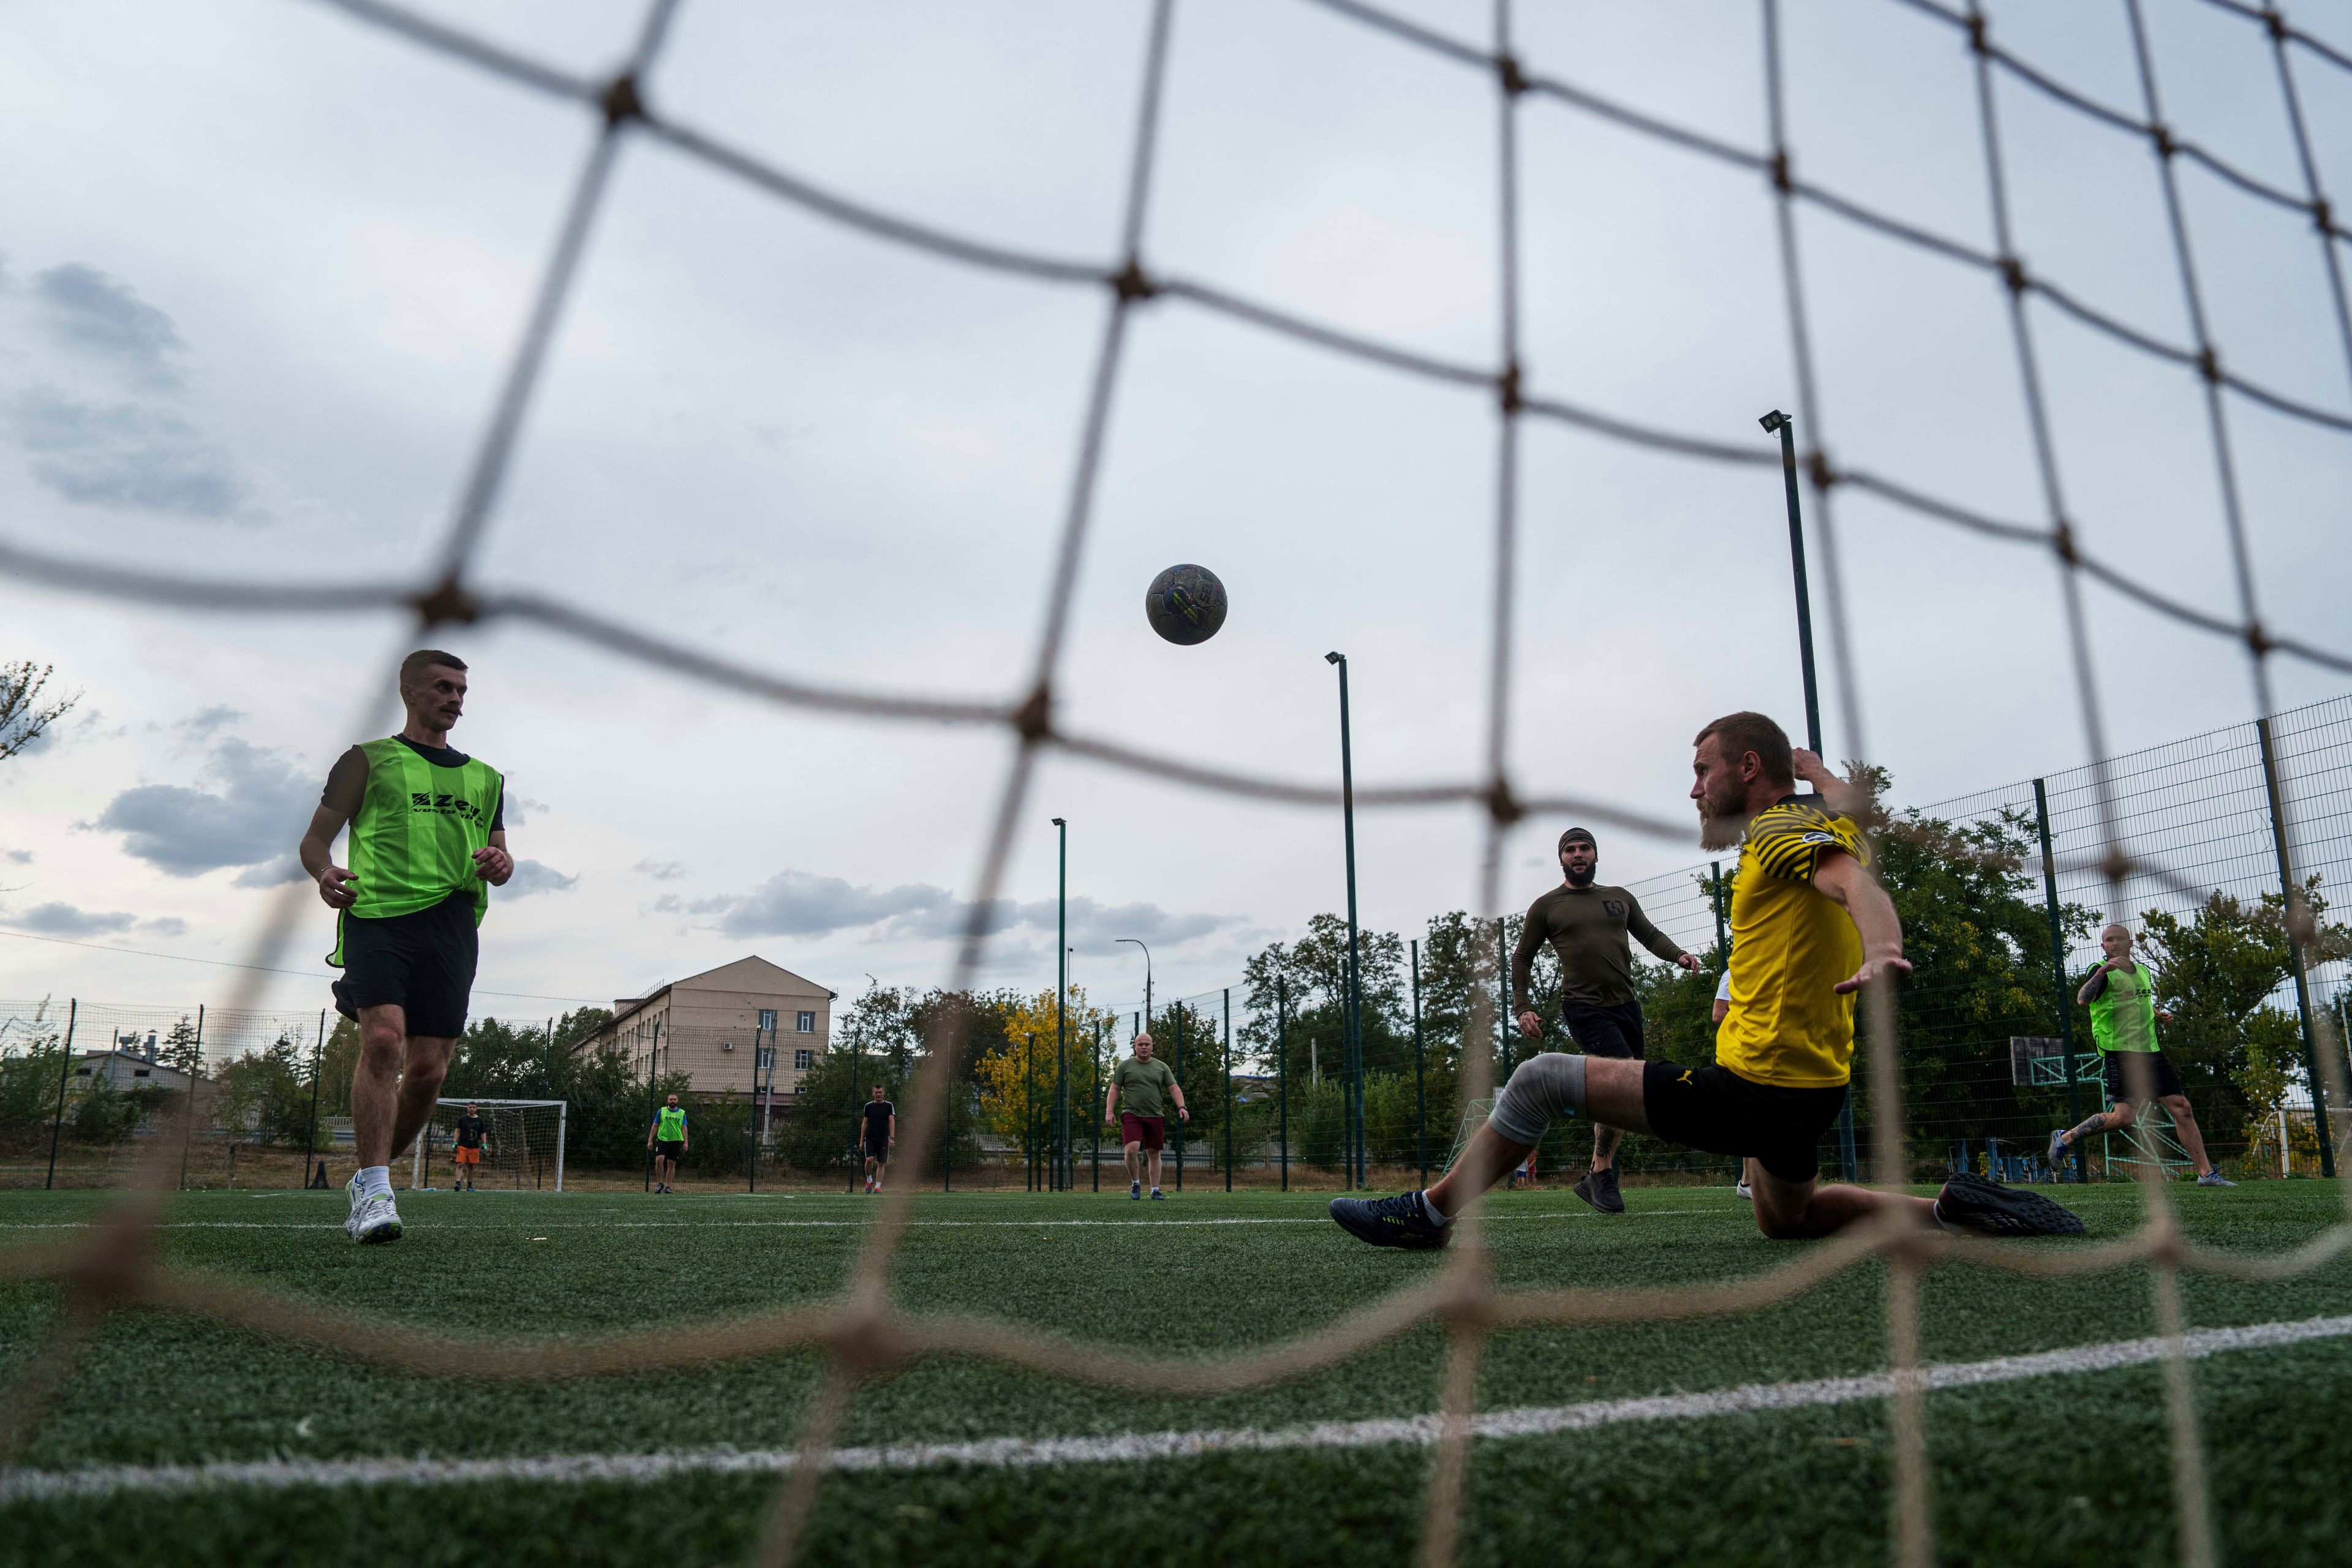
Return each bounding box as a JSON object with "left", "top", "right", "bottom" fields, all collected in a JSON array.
[
  {"left": 794, "top": 1049, "right": 813, "bottom": 1071},
  {"left": 796, "top": 1011, "right": 815, "bottom": 1034},
  {"left": 758, "top": 1009, "right": 777, "bottom": 1032}
]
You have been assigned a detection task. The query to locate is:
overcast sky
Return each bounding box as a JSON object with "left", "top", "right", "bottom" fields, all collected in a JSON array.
[{"left": 4, "top": 0, "right": 2349, "bottom": 1031}]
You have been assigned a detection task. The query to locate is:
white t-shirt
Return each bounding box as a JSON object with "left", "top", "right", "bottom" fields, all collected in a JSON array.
[{"left": 1714, "top": 969, "right": 1732, "bottom": 1004}]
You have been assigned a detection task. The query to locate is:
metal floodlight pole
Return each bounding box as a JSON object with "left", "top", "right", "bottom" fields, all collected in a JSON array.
[
  {"left": 1411, "top": 939, "right": 1427, "bottom": 1186},
  {"left": 1091, "top": 1017, "right": 1102, "bottom": 1191},
  {"left": 2032, "top": 780, "right": 2088, "bottom": 1183},
  {"left": 1118, "top": 939, "right": 1152, "bottom": 1036},
  {"left": 1223, "top": 989, "right": 1233, "bottom": 1193},
  {"left": 1053, "top": 818, "right": 1068, "bottom": 1193},
  {"left": 1327, "top": 650, "right": 1367, "bottom": 1190},
  {"left": 1760, "top": 408, "right": 1855, "bottom": 1182},
  {"left": 2256, "top": 717, "right": 2335, "bottom": 1178},
  {"left": 1710, "top": 861, "right": 1728, "bottom": 963},
  {"left": 179, "top": 1003, "right": 203, "bottom": 1191},
  {"left": 1173, "top": 1006, "right": 1185, "bottom": 1193}
]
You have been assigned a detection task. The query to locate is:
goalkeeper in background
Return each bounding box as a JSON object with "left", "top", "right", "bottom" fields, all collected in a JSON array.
[
  {"left": 451, "top": 1102, "right": 490, "bottom": 1193},
  {"left": 647, "top": 1093, "right": 688, "bottom": 1194}
]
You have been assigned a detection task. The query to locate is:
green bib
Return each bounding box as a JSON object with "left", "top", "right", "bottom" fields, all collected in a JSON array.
[
  {"left": 655, "top": 1106, "right": 687, "bottom": 1141},
  {"left": 2087, "top": 963, "right": 2160, "bottom": 1054},
  {"left": 331, "top": 737, "right": 502, "bottom": 965}
]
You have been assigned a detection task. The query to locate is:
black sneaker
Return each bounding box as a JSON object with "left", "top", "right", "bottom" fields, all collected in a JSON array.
[
  {"left": 1572, "top": 1169, "right": 1626, "bottom": 1215},
  {"left": 1935, "top": 1171, "right": 2085, "bottom": 1237},
  {"left": 1329, "top": 1191, "right": 1450, "bottom": 1250}
]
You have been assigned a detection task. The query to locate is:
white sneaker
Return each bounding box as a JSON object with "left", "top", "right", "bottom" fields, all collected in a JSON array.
[
  {"left": 1735, "top": 1180, "right": 1753, "bottom": 1199},
  {"left": 345, "top": 1175, "right": 402, "bottom": 1245}
]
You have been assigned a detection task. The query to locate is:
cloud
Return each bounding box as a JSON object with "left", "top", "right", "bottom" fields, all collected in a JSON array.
[
  {"left": 94, "top": 736, "right": 316, "bottom": 877},
  {"left": 231, "top": 854, "right": 307, "bottom": 888},
  {"left": 502, "top": 793, "right": 547, "bottom": 827},
  {"left": 680, "top": 869, "right": 1242, "bottom": 950},
  {"left": 4, "top": 902, "right": 183, "bottom": 938},
  {"left": 180, "top": 706, "right": 244, "bottom": 735},
  {"left": 2, "top": 850, "right": 30, "bottom": 865},
  {"left": 503, "top": 859, "right": 578, "bottom": 898},
  {"left": 633, "top": 858, "right": 687, "bottom": 881},
  {"left": 32, "top": 263, "right": 184, "bottom": 384},
  {"left": 10, "top": 388, "right": 242, "bottom": 518}
]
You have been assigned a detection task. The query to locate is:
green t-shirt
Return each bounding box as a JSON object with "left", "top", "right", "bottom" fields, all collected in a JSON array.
[
  {"left": 654, "top": 1105, "right": 688, "bottom": 1142},
  {"left": 1112, "top": 1055, "right": 1177, "bottom": 1118},
  {"left": 2087, "top": 963, "right": 2160, "bottom": 1054}
]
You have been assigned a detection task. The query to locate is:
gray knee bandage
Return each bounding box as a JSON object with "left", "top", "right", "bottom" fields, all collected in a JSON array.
[{"left": 1489, "top": 1052, "right": 1588, "bottom": 1145}]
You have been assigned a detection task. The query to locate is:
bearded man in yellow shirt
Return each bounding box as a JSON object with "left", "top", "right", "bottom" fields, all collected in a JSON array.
[{"left": 1332, "top": 711, "right": 2084, "bottom": 1248}]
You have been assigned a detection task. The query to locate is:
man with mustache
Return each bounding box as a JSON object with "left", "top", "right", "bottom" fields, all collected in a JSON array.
[
  {"left": 1330, "top": 710, "right": 2082, "bottom": 1247},
  {"left": 1510, "top": 827, "right": 1700, "bottom": 1214},
  {"left": 300, "top": 650, "right": 511, "bottom": 1245}
]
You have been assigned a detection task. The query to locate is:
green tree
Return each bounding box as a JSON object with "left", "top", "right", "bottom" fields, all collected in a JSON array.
[
  {"left": 0, "top": 660, "right": 78, "bottom": 762},
  {"left": 213, "top": 1033, "right": 322, "bottom": 1148}
]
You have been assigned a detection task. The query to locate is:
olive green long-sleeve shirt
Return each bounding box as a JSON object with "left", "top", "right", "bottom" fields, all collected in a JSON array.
[{"left": 1512, "top": 883, "right": 1684, "bottom": 1011}]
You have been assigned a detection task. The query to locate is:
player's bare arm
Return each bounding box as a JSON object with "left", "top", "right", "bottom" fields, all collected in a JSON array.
[
  {"left": 1812, "top": 851, "right": 1911, "bottom": 995},
  {"left": 1791, "top": 747, "right": 1871, "bottom": 818},
  {"left": 475, "top": 830, "right": 513, "bottom": 887},
  {"left": 299, "top": 802, "right": 357, "bottom": 908}
]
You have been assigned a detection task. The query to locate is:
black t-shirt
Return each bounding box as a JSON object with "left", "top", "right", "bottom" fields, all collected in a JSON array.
[
  {"left": 862, "top": 1101, "right": 894, "bottom": 1140},
  {"left": 320, "top": 735, "right": 505, "bottom": 832},
  {"left": 453, "top": 1114, "right": 486, "bottom": 1150}
]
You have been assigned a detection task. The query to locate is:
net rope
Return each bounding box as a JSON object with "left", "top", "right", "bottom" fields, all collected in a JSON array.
[{"left": 5, "top": 1, "right": 2351, "bottom": 1562}]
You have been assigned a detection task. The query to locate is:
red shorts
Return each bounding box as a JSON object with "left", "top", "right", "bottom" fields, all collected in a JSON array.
[{"left": 1120, "top": 1112, "right": 1165, "bottom": 1152}]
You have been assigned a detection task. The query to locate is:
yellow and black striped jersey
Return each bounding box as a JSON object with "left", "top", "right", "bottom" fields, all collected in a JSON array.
[{"left": 1717, "top": 797, "right": 1869, "bottom": 1088}]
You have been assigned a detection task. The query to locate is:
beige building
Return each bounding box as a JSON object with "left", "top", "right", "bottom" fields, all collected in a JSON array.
[{"left": 582, "top": 956, "right": 837, "bottom": 1101}]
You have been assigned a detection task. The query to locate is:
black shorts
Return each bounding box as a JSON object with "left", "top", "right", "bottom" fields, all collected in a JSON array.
[
  {"left": 863, "top": 1136, "right": 890, "bottom": 1159},
  {"left": 2103, "top": 1050, "right": 2185, "bottom": 1103},
  {"left": 1561, "top": 1000, "right": 1645, "bottom": 1060},
  {"left": 331, "top": 894, "right": 478, "bottom": 1039},
  {"left": 1642, "top": 1061, "right": 1849, "bottom": 1183},
  {"left": 655, "top": 1140, "right": 685, "bottom": 1163}
]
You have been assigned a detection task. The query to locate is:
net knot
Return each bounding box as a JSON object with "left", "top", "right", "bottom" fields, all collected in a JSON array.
[
  {"left": 1496, "top": 360, "right": 1523, "bottom": 416},
  {"left": 1802, "top": 448, "right": 1836, "bottom": 492},
  {"left": 2312, "top": 195, "right": 2333, "bottom": 235},
  {"left": 1496, "top": 53, "right": 1528, "bottom": 97},
  {"left": 599, "top": 72, "right": 646, "bottom": 127},
  {"left": 826, "top": 1308, "right": 904, "bottom": 1376},
  {"left": 1964, "top": 12, "right": 1989, "bottom": 53},
  {"left": 1997, "top": 254, "right": 2027, "bottom": 296},
  {"left": 1480, "top": 777, "right": 1523, "bottom": 827},
  {"left": 2244, "top": 619, "right": 2273, "bottom": 657},
  {"left": 66, "top": 1210, "right": 153, "bottom": 1304},
  {"left": 1768, "top": 149, "right": 1793, "bottom": 194},
  {"left": 1110, "top": 260, "right": 1158, "bottom": 303},
  {"left": 2149, "top": 121, "right": 2177, "bottom": 160},
  {"left": 2264, "top": 7, "right": 2288, "bottom": 42},
  {"left": 2196, "top": 345, "right": 2222, "bottom": 385},
  {"left": 1010, "top": 682, "right": 1054, "bottom": 743},
  {"left": 2098, "top": 844, "right": 2135, "bottom": 885},
  {"left": 413, "top": 575, "right": 483, "bottom": 627},
  {"left": 2051, "top": 520, "right": 2079, "bottom": 565}
]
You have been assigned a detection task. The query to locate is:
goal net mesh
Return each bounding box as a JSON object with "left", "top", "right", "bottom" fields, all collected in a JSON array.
[{"left": 7, "top": 2, "right": 2352, "bottom": 1566}]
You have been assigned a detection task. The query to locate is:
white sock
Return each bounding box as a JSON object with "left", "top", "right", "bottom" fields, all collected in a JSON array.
[
  {"left": 357, "top": 1166, "right": 391, "bottom": 1201},
  {"left": 1416, "top": 1191, "right": 1453, "bottom": 1227}
]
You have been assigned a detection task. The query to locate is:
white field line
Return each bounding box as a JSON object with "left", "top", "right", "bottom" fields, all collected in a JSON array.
[
  {"left": 6, "top": 1313, "right": 2348, "bottom": 1501},
  {"left": 0, "top": 1209, "right": 1717, "bottom": 1232}
]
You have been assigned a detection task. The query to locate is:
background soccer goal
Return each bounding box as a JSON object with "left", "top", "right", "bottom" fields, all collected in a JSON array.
[{"left": 408, "top": 1099, "right": 567, "bottom": 1193}]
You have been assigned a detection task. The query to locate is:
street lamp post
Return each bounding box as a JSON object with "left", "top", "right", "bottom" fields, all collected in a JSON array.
[
  {"left": 1118, "top": 938, "right": 1153, "bottom": 1035},
  {"left": 1759, "top": 409, "right": 1858, "bottom": 1183},
  {"left": 1052, "top": 818, "right": 1068, "bottom": 1194},
  {"left": 1327, "top": 651, "right": 1367, "bottom": 1189}
]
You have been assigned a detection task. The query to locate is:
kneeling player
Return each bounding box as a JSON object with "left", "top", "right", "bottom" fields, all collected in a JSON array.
[{"left": 1332, "top": 711, "right": 2082, "bottom": 1248}]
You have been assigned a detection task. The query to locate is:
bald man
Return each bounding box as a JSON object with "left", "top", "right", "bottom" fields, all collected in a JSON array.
[{"left": 2048, "top": 923, "right": 2234, "bottom": 1186}]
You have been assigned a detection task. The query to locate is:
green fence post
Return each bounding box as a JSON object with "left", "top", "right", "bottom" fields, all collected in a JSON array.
[
  {"left": 1091, "top": 1018, "right": 1102, "bottom": 1192},
  {"left": 1223, "top": 989, "right": 1234, "bottom": 1193},
  {"left": 1411, "top": 939, "right": 1427, "bottom": 1186},
  {"left": 44, "top": 998, "right": 77, "bottom": 1191},
  {"left": 1174, "top": 1007, "right": 1185, "bottom": 1193},
  {"left": 1278, "top": 981, "right": 1290, "bottom": 1192},
  {"left": 2257, "top": 717, "right": 2334, "bottom": 1178}
]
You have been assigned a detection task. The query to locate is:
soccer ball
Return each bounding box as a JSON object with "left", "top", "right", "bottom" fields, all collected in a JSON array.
[{"left": 1144, "top": 564, "right": 1227, "bottom": 646}]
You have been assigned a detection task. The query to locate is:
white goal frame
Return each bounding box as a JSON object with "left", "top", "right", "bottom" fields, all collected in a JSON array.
[{"left": 409, "top": 1098, "right": 567, "bottom": 1192}]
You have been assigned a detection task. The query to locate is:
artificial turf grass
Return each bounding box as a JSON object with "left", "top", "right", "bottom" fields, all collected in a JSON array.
[
  {"left": 2, "top": 1183, "right": 2349, "bottom": 1472},
  {"left": 5, "top": 1340, "right": 2348, "bottom": 1568}
]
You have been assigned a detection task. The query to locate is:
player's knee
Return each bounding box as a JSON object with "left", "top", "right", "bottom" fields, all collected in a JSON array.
[
  {"left": 2162, "top": 1095, "right": 2194, "bottom": 1120},
  {"left": 357, "top": 1022, "right": 404, "bottom": 1069},
  {"left": 405, "top": 1053, "right": 451, "bottom": 1094},
  {"left": 1491, "top": 1052, "right": 1587, "bottom": 1145}
]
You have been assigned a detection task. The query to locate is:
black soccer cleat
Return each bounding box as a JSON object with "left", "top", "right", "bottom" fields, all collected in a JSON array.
[
  {"left": 1329, "top": 1191, "right": 1450, "bottom": 1251},
  {"left": 1934, "top": 1171, "right": 2086, "bottom": 1238}
]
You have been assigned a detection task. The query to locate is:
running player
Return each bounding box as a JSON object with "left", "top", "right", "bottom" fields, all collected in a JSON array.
[
  {"left": 1331, "top": 710, "right": 2082, "bottom": 1248},
  {"left": 861, "top": 1085, "right": 895, "bottom": 1193},
  {"left": 300, "top": 650, "right": 511, "bottom": 1245},
  {"left": 451, "top": 1102, "right": 489, "bottom": 1192},
  {"left": 1511, "top": 826, "right": 1700, "bottom": 1214},
  {"left": 1105, "top": 1033, "right": 1187, "bottom": 1200},
  {"left": 2048, "top": 923, "right": 2234, "bottom": 1186},
  {"left": 648, "top": 1093, "right": 688, "bottom": 1193}
]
